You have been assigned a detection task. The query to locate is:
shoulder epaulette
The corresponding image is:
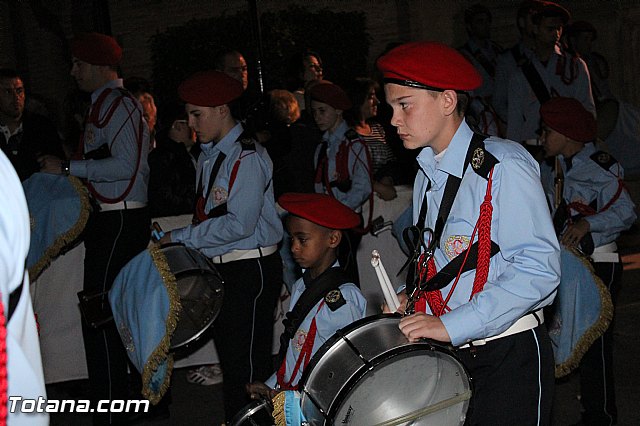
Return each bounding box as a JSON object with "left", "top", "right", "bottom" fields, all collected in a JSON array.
[
  {"left": 324, "top": 288, "right": 346, "bottom": 311},
  {"left": 469, "top": 138, "right": 499, "bottom": 180},
  {"left": 238, "top": 134, "right": 256, "bottom": 151},
  {"left": 590, "top": 151, "right": 617, "bottom": 170},
  {"left": 344, "top": 128, "right": 361, "bottom": 143}
]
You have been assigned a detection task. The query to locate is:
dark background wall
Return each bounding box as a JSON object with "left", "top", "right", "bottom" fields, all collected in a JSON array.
[{"left": 1, "top": 0, "right": 639, "bottom": 131}]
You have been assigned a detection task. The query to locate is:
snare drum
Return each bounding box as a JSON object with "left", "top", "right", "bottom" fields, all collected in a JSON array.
[
  {"left": 299, "top": 314, "right": 471, "bottom": 425},
  {"left": 229, "top": 399, "right": 275, "bottom": 426},
  {"left": 161, "top": 244, "right": 224, "bottom": 349}
]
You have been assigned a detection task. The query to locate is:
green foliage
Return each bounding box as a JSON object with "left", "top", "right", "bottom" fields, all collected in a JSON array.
[{"left": 149, "top": 5, "right": 370, "bottom": 106}]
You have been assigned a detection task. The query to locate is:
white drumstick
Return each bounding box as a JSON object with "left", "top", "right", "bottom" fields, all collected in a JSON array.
[
  {"left": 371, "top": 250, "right": 399, "bottom": 312},
  {"left": 378, "top": 256, "right": 400, "bottom": 310}
]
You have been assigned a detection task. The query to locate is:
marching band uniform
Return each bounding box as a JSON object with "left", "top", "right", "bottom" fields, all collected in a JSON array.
[
  {"left": 267, "top": 193, "right": 366, "bottom": 391},
  {"left": 493, "top": 40, "right": 535, "bottom": 124},
  {"left": 66, "top": 33, "right": 151, "bottom": 425},
  {"left": 313, "top": 113, "right": 371, "bottom": 212},
  {"left": 311, "top": 82, "right": 373, "bottom": 285},
  {"left": 169, "top": 71, "right": 283, "bottom": 421},
  {"left": 264, "top": 261, "right": 366, "bottom": 389},
  {"left": 506, "top": 45, "right": 595, "bottom": 143},
  {"left": 539, "top": 97, "right": 636, "bottom": 426},
  {"left": 377, "top": 41, "right": 560, "bottom": 425},
  {"left": 504, "top": 2, "right": 596, "bottom": 146}
]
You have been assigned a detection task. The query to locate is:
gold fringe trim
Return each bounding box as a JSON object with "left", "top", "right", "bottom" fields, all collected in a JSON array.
[
  {"left": 555, "top": 249, "right": 614, "bottom": 378},
  {"left": 272, "top": 391, "right": 286, "bottom": 426},
  {"left": 141, "top": 244, "right": 182, "bottom": 404},
  {"left": 29, "top": 176, "right": 91, "bottom": 280}
]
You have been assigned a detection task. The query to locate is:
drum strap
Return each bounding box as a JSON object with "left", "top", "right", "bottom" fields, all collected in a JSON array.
[
  {"left": 404, "top": 134, "right": 501, "bottom": 315},
  {"left": 276, "top": 302, "right": 323, "bottom": 390},
  {"left": 276, "top": 267, "right": 350, "bottom": 367}
]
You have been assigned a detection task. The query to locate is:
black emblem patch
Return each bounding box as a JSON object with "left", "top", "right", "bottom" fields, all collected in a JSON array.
[{"left": 325, "top": 289, "right": 346, "bottom": 311}]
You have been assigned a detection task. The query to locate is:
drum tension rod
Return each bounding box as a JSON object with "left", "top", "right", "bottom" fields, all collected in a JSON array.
[{"left": 336, "top": 330, "right": 374, "bottom": 371}]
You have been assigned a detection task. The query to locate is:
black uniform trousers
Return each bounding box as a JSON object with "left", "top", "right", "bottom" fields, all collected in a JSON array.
[
  {"left": 579, "top": 261, "right": 621, "bottom": 426},
  {"left": 211, "top": 251, "right": 283, "bottom": 422},
  {"left": 81, "top": 207, "right": 150, "bottom": 425},
  {"left": 458, "top": 323, "right": 555, "bottom": 426}
]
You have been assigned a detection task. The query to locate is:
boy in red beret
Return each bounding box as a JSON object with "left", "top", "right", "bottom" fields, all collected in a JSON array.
[
  {"left": 158, "top": 70, "right": 283, "bottom": 422},
  {"left": 310, "top": 81, "right": 373, "bottom": 287},
  {"left": 246, "top": 192, "right": 366, "bottom": 399},
  {"left": 377, "top": 41, "right": 560, "bottom": 424},
  {"left": 539, "top": 97, "right": 636, "bottom": 426}
]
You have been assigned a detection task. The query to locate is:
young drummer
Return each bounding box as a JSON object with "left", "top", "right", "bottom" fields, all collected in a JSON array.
[
  {"left": 377, "top": 41, "right": 560, "bottom": 424},
  {"left": 310, "top": 82, "right": 373, "bottom": 285},
  {"left": 246, "top": 192, "right": 367, "bottom": 399},
  {"left": 539, "top": 97, "right": 636, "bottom": 425}
]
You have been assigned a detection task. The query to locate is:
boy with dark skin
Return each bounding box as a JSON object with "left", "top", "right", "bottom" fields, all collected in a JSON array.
[{"left": 246, "top": 193, "right": 366, "bottom": 400}]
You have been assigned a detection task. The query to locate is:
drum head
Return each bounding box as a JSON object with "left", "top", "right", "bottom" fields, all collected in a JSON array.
[
  {"left": 229, "top": 400, "right": 274, "bottom": 426},
  {"left": 300, "top": 314, "right": 471, "bottom": 425},
  {"left": 161, "top": 245, "right": 224, "bottom": 349}
]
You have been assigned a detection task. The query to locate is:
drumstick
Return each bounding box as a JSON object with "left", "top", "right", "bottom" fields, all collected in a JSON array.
[{"left": 371, "top": 250, "right": 400, "bottom": 312}]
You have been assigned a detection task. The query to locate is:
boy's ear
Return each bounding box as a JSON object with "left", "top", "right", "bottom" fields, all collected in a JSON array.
[{"left": 328, "top": 229, "right": 342, "bottom": 248}]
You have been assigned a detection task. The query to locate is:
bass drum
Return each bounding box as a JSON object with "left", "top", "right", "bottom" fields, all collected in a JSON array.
[
  {"left": 299, "top": 314, "right": 471, "bottom": 425},
  {"left": 161, "top": 244, "right": 224, "bottom": 349},
  {"left": 229, "top": 399, "right": 275, "bottom": 426}
]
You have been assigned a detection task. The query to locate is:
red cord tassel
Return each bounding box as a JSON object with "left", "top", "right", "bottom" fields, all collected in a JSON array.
[{"left": 0, "top": 294, "right": 8, "bottom": 426}]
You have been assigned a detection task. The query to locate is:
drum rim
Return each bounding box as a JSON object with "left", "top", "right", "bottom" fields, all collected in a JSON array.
[
  {"left": 298, "top": 313, "right": 473, "bottom": 424},
  {"left": 302, "top": 342, "right": 472, "bottom": 423},
  {"left": 160, "top": 244, "right": 225, "bottom": 350},
  {"left": 229, "top": 399, "right": 273, "bottom": 426}
]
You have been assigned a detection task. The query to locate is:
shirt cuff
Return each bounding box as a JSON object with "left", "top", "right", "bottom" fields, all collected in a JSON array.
[{"left": 69, "top": 160, "right": 88, "bottom": 178}]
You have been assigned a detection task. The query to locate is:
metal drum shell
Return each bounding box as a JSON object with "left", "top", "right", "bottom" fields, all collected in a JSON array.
[
  {"left": 298, "top": 314, "right": 472, "bottom": 425},
  {"left": 160, "top": 244, "right": 224, "bottom": 350}
]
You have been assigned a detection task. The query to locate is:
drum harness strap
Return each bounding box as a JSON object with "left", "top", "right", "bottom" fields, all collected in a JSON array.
[
  {"left": 78, "top": 87, "right": 146, "bottom": 205},
  {"left": 314, "top": 129, "right": 375, "bottom": 234},
  {"left": 192, "top": 133, "right": 259, "bottom": 225},
  {"left": 402, "top": 133, "right": 500, "bottom": 317},
  {"left": 275, "top": 267, "right": 351, "bottom": 390},
  {"left": 553, "top": 151, "right": 626, "bottom": 255}
]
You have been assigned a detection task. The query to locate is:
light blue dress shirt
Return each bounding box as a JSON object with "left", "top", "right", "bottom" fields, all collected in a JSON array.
[
  {"left": 505, "top": 45, "right": 595, "bottom": 142},
  {"left": 70, "top": 79, "right": 150, "bottom": 203},
  {"left": 171, "top": 123, "right": 283, "bottom": 257},
  {"left": 412, "top": 120, "right": 560, "bottom": 347},
  {"left": 265, "top": 264, "right": 367, "bottom": 388},
  {"left": 314, "top": 120, "right": 372, "bottom": 211},
  {"left": 540, "top": 143, "right": 637, "bottom": 248}
]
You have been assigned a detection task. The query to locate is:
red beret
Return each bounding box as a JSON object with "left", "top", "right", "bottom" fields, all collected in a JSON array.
[
  {"left": 535, "top": 1, "right": 570, "bottom": 24},
  {"left": 376, "top": 41, "right": 482, "bottom": 92},
  {"left": 178, "top": 71, "right": 243, "bottom": 107},
  {"left": 278, "top": 193, "right": 360, "bottom": 230},
  {"left": 71, "top": 32, "right": 122, "bottom": 66},
  {"left": 309, "top": 82, "right": 352, "bottom": 111},
  {"left": 540, "top": 97, "right": 597, "bottom": 142}
]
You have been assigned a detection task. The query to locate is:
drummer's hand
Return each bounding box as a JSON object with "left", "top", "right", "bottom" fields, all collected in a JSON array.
[
  {"left": 382, "top": 291, "right": 407, "bottom": 314},
  {"left": 158, "top": 231, "right": 172, "bottom": 245},
  {"left": 38, "top": 155, "right": 63, "bottom": 174},
  {"left": 399, "top": 312, "right": 451, "bottom": 343},
  {"left": 561, "top": 219, "right": 590, "bottom": 248},
  {"left": 246, "top": 382, "right": 277, "bottom": 400}
]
